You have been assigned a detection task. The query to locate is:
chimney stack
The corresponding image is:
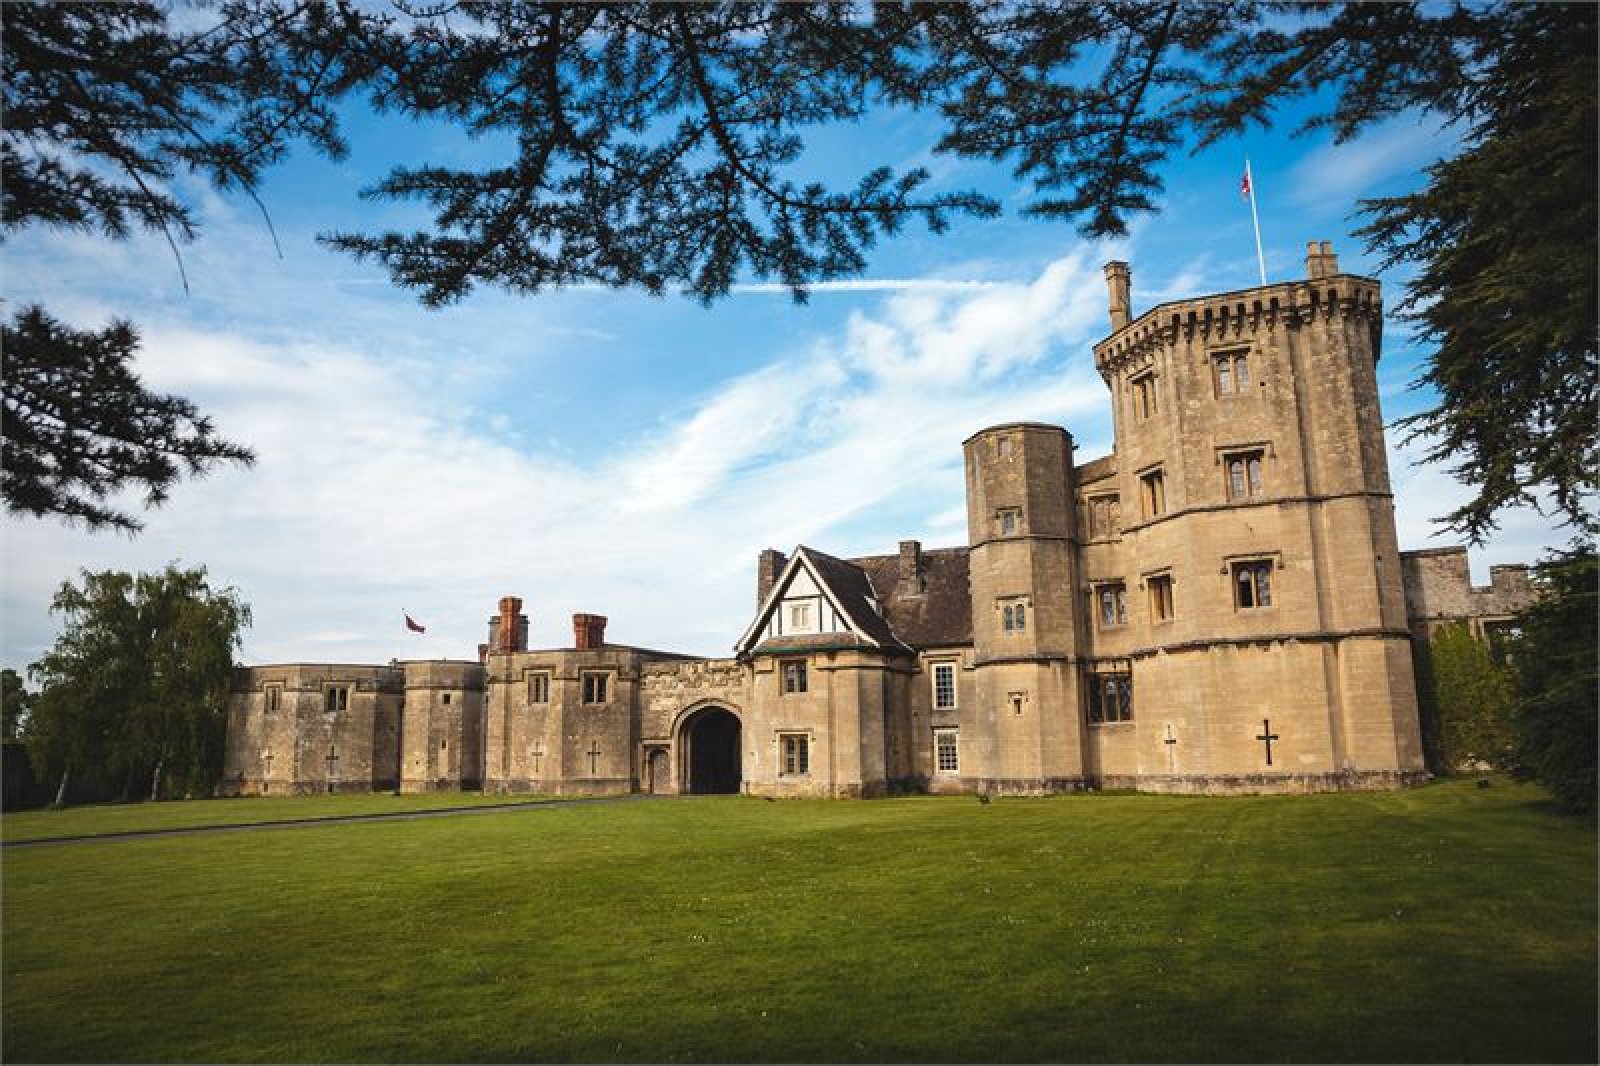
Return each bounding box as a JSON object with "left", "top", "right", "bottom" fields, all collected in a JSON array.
[
  {"left": 899, "top": 539, "right": 925, "bottom": 593},
  {"left": 573, "top": 613, "right": 608, "bottom": 650},
  {"left": 1104, "top": 261, "right": 1132, "bottom": 331},
  {"left": 488, "top": 596, "right": 529, "bottom": 655},
  {"left": 757, "top": 548, "right": 788, "bottom": 606},
  {"left": 1305, "top": 240, "right": 1340, "bottom": 280}
]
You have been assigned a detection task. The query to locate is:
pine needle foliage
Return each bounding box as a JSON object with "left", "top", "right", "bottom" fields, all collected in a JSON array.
[
  {"left": 3, "top": 1, "right": 1594, "bottom": 538},
  {"left": 1507, "top": 543, "right": 1598, "bottom": 816},
  {"left": 2, "top": 308, "right": 254, "bottom": 533}
]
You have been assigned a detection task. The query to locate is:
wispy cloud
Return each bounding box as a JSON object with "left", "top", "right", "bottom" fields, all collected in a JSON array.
[
  {"left": 730, "top": 278, "right": 1004, "bottom": 294},
  {"left": 2, "top": 248, "right": 1115, "bottom": 668},
  {"left": 1288, "top": 114, "right": 1461, "bottom": 209}
]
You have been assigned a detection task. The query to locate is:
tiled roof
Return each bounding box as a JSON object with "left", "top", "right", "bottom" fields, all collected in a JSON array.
[{"left": 850, "top": 546, "right": 972, "bottom": 649}]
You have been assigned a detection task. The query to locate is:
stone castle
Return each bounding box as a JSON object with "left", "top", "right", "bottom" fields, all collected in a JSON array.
[{"left": 223, "top": 242, "right": 1534, "bottom": 799}]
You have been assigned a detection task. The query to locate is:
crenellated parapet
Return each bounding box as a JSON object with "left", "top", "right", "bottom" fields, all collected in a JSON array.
[{"left": 1092, "top": 276, "right": 1383, "bottom": 385}]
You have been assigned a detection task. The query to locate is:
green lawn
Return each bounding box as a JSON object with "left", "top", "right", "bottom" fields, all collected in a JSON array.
[
  {"left": 2, "top": 779, "right": 1594, "bottom": 1063},
  {"left": 1, "top": 791, "right": 555, "bottom": 842}
]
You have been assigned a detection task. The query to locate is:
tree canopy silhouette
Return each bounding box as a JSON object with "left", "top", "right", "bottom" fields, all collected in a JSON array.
[{"left": 4, "top": 1, "right": 1593, "bottom": 538}]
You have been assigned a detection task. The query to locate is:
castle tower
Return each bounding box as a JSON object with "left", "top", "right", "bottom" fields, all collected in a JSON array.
[
  {"left": 1084, "top": 242, "right": 1423, "bottom": 788},
  {"left": 961, "top": 423, "right": 1088, "bottom": 790},
  {"left": 400, "top": 660, "right": 486, "bottom": 792}
]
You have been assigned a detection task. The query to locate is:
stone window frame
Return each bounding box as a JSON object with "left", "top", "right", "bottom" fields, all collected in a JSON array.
[
  {"left": 934, "top": 727, "right": 960, "bottom": 774},
  {"left": 1138, "top": 465, "right": 1167, "bottom": 518},
  {"left": 1480, "top": 618, "right": 1520, "bottom": 665},
  {"left": 1230, "top": 557, "right": 1277, "bottom": 610},
  {"left": 581, "top": 671, "right": 611, "bottom": 704},
  {"left": 996, "top": 506, "right": 1023, "bottom": 536},
  {"left": 1085, "top": 668, "right": 1134, "bottom": 725},
  {"left": 1008, "top": 690, "right": 1028, "bottom": 717},
  {"left": 778, "top": 732, "right": 811, "bottom": 776},
  {"left": 1144, "top": 569, "right": 1175, "bottom": 624},
  {"left": 1129, "top": 369, "right": 1160, "bottom": 420},
  {"left": 441, "top": 691, "right": 452, "bottom": 705},
  {"left": 996, "top": 434, "right": 1014, "bottom": 459},
  {"left": 323, "top": 685, "right": 350, "bottom": 712},
  {"left": 1212, "top": 347, "right": 1252, "bottom": 397},
  {"left": 1091, "top": 580, "right": 1128, "bottom": 629},
  {"left": 1218, "top": 442, "right": 1272, "bottom": 501},
  {"left": 930, "top": 660, "right": 958, "bottom": 710},
  {"left": 264, "top": 683, "right": 282, "bottom": 713},
  {"left": 1085, "top": 492, "right": 1121, "bottom": 539},
  {"left": 999, "top": 596, "right": 1030, "bottom": 635},
  {"left": 781, "top": 659, "right": 808, "bottom": 695},
  {"left": 526, "top": 670, "right": 551, "bottom": 704}
]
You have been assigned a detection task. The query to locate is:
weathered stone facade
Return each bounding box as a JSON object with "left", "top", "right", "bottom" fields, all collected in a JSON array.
[
  {"left": 222, "top": 241, "right": 1528, "bottom": 799},
  {"left": 1401, "top": 546, "right": 1535, "bottom": 643}
]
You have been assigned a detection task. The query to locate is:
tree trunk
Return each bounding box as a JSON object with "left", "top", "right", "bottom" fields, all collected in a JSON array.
[
  {"left": 53, "top": 768, "right": 69, "bottom": 808},
  {"left": 149, "top": 758, "right": 164, "bottom": 802}
]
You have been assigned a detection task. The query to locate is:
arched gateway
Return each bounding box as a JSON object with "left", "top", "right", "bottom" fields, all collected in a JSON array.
[{"left": 680, "top": 706, "right": 741, "bottom": 794}]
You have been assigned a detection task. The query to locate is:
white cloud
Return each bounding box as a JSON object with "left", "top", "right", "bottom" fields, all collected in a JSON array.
[
  {"left": 8, "top": 184, "right": 1565, "bottom": 679},
  {"left": 1387, "top": 433, "right": 1574, "bottom": 582},
  {"left": 1288, "top": 114, "right": 1461, "bottom": 209},
  {"left": 2, "top": 248, "right": 1118, "bottom": 670},
  {"left": 730, "top": 278, "right": 1003, "bottom": 293}
]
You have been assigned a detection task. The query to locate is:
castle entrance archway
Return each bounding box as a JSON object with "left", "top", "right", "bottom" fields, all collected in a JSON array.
[{"left": 681, "top": 706, "right": 741, "bottom": 794}]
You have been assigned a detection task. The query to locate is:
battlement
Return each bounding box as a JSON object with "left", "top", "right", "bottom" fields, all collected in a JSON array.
[
  {"left": 1400, "top": 547, "right": 1536, "bottom": 624},
  {"left": 1093, "top": 274, "right": 1382, "bottom": 383}
]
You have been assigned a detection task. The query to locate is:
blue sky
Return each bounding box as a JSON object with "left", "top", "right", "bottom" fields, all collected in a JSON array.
[{"left": 0, "top": 78, "right": 1574, "bottom": 669}]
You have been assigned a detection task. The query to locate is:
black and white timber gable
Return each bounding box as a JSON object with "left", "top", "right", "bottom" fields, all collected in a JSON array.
[{"left": 735, "top": 547, "right": 909, "bottom": 655}]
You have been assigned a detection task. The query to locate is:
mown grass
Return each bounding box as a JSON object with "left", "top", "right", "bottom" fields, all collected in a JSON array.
[
  {"left": 2, "top": 779, "right": 1594, "bottom": 1063},
  {"left": 1, "top": 791, "right": 555, "bottom": 842}
]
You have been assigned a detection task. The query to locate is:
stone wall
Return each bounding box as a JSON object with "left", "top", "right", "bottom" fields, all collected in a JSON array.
[
  {"left": 400, "top": 660, "right": 486, "bottom": 792},
  {"left": 222, "top": 664, "right": 403, "bottom": 795},
  {"left": 1401, "top": 546, "right": 1535, "bottom": 638}
]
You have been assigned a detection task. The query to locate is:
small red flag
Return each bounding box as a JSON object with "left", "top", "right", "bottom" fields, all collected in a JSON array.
[
  {"left": 404, "top": 612, "right": 426, "bottom": 634},
  {"left": 1240, "top": 168, "right": 1252, "bottom": 199}
]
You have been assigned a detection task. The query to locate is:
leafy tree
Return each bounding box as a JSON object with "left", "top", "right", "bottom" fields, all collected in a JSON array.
[
  {"left": 1356, "top": 3, "right": 1597, "bottom": 542},
  {"left": 3, "top": 308, "right": 254, "bottom": 533},
  {"left": 4, "top": 1, "right": 1594, "bottom": 539},
  {"left": 1426, "top": 622, "right": 1517, "bottom": 773},
  {"left": 2, "top": 668, "right": 35, "bottom": 739},
  {"left": 1507, "top": 543, "right": 1597, "bottom": 815},
  {"left": 27, "top": 565, "right": 251, "bottom": 804}
]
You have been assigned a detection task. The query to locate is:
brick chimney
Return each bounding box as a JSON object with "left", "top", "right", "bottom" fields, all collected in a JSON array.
[
  {"left": 573, "top": 613, "right": 607, "bottom": 650},
  {"left": 899, "top": 539, "right": 925, "bottom": 593},
  {"left": 757, "top": 548, "right": 788, "bottom": 606},
  {"left": 1103, "top": 261, "right": 1131, "bottom": 331},
  {"left": 488, "top": 596, "right": 528, "bottom": 655},
  {"left": 1305, "top": 240, "right": 1340, "bottom": 280}
]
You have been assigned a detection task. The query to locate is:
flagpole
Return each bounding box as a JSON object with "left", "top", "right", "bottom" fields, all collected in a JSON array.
[{"left": 1245, "top": 158, "right": 1267, "bottom": 285}]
